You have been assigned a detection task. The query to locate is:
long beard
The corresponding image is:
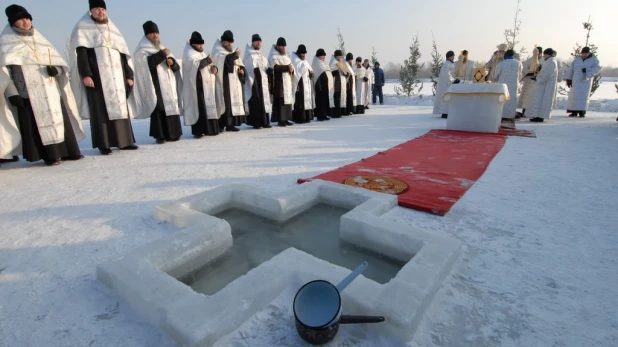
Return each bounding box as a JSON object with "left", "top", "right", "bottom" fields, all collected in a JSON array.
[
  {"left": 92, "top": 16, "right": 109, "bottom": 24},
  {"left": 224, "top": 45, "right": 233, "bottom": 53},
  {"left": 148, "top": 37, "right": 161, "bottom": 50},
  {"left": 11, "top": 25, "right": 34, "bottom": 36},
  {"left": 192, "top": 45, "right": 203, "bottom": 53}
]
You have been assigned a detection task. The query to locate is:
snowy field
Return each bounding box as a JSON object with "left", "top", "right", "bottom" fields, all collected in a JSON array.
[{"left": 1, "top": 105, "right": 617, "bottom": 346}]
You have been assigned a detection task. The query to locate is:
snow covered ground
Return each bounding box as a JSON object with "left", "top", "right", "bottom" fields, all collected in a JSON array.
[{"left": 1, "top": 105, "right": 617, "bottom": 346}]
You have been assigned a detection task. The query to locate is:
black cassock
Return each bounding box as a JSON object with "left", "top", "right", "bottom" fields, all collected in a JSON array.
[
  {"left": 146, "top": 50, "right": 182, "bottom": 141},
  {"left": 6, "top": 66, "right": 81, "bottom": 163},
  {"left": 246, "top": 66, "right": 270, "bottom": 128},
  {"left": 330, "top": 70, "right": 343, "bottom": 118},
  {"left": 313, "top": 72, "right": 330, "bottom": 121},
  {"left": 193, "top": 55, "right": 221, "bottom": 136},
  {"left": 346, "top": 75, "right": 355, "bottom": 115},
  {"left": 76, "top": 47, "right": 136, "bottom": 150},
  {"left": 293, "top": 76, "right": 313, "bottom": 124},
  {"left": 270, "top": 65, "right": 293, "bottom": 124},
  {"left": 218, "top": 53, "right": 246, "bottom": 129}
]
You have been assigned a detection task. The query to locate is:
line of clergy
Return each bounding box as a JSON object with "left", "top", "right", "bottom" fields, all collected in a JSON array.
[
  {"left": 0, "top": 1, "right": 376, "bottom": 168},
  {"left": 432, "top": 43, "right": 601, "bottom": 123}
]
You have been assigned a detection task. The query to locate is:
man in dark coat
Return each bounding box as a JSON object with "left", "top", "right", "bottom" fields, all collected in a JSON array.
[
  {"left": 69, "top": 0, "right": 138, "bottom": 155},
  {"left": 268, "top": 37, "right": 294, "bottom": 127},
  {"left": 372, "top": 61, "right": 385, "bottom": 105}
]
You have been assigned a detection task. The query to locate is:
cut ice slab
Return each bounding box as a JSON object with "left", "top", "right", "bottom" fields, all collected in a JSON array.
[{"left": 96, "top": 180, "right": 462, "bottom": 346}]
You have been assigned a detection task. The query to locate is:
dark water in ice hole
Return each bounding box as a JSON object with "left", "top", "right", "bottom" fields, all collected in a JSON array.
[{"left": 179, "top": 204, "right": 407, "bottom": 296}]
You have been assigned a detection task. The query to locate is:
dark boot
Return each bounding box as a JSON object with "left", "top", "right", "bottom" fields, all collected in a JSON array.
[
  {"left": 441, "top": 114, "right": 448, "bottom": 119},
  {"left": 578, "top": 112, "right": 586, "bottom": 118},
  {"left": 263, "top": 124, "right": 272, "bottom": 128},
  {"left": 568, "top": 113, "right": 578, "bottom": 117},
  {"left": 285, "top": 121, "right": 294, "bottom": 126},
  {"left": 156, "top": 138, "right": 166, "bottom": 144},
  {"left": 44, "top": 159, "right": 61, "bottom": 166},
  {"left": 278, "top": 122, "right": 287, "bottom": 127},
  {"left": 0, "top": 156, "right": 19, "bottom": 163},
  {"left": 120, "top": 145, "right": 139, "bottom": 150},
  {"left": 99, "top": 148, "right": 112, "bottom": 155},
  {"left": 194, "top": 134, "right": 203, "bottom": 139},
  {"left": 226, "top": 126, "right": 240, "bottom": 132},
  {"left": 530, "top": 117, "right": 544, "bottom": 123}
]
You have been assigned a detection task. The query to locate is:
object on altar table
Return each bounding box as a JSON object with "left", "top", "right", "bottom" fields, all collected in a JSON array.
[{"left": 472, "top": 67, "right": 487, "bottom": 83}]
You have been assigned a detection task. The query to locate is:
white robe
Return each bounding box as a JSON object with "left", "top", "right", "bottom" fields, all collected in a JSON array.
[
  {"left": 267, "top": 45, "right": 294, "bottom": 105},
  {"left": 495, "top": 58, "right": 522, "bottom": 119},
  {"left": 329, "top": 56, "right": 349, "bottom": 107},
  {"left": 0, "top": 67, "right": 20, "bottom": 158},
  {"left": 211, "top": 39, "right": 245, "bottom": 116},
  {"left": 69, "top": 12, "right": 136, "bottom": 121},
  {"left": 242, "top": 44, "right": 272, "bottom": 113},
  {"left": 291, "top": 52, "right": 313, "bottom": 110},
  {"left": 564, "top": 56, "right": 601, "bottom": 111},
  {"left": 433, "top": 60, "right": 456, "bottom": 114},
  {"left": 0, "top": 25, "right": 85, "bottom": 147},
  {"left": 311, "top": 56, "right": 334, "bottom": 108},
  {"left": 355, "top": 66, "right": 370, "bottom": 107},
  {"left": 455, "top": 59, "right": 475, "bottom": 82},
  {"left": 486, "top": 54, "right": 504, "bottom": 82},
  {"left": 182, "top": 43, "right": 222, "bottom": 125},
  {"left": 364, "top": 67, "right": 374, "bottom": 107},
  {"left": 132, "top": 36, "right": 182, "bottom": 120},
  {"left": 518, "top": 56, "right": 538, "bottom": 110},
  {"left": 527, "top": 57, "right": 558, "bottom": 120}
]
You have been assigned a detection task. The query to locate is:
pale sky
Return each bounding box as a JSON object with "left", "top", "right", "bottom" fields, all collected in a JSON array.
[{"left": 10, "top": 0, "right": 618, "bottom": 67}]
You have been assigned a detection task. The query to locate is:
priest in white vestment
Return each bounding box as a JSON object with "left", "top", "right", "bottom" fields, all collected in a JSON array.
[
  {"left": 1, "top": 5, "right": 85, "bottom": 166},
  {"left": 243, "top": 34, "right": 272, "bottom": 129},
  {"left": 0, "top": 66, "right": 20, "bottom": 165},
  {"left": 268, "top": 37, "right": 294, "bottom": 127},
  {"left": 311, "top": 49, "right": 333, "bottom": 121},
  {"left": 133, "top": 21, "right": 182, "bottom": 144},
  {"left": 329, "top": 50, "right": 349, "bottom": 118},
  {"left": 345, "top": 53, "right": 357, "bottom": 115},
  {"left": 527, "top": 48, "right": 558, "bottom": 123},
  {"left": 355, "top": 57, "right": 369, "bottom": 114},
  {"left": 69, "top": 0, "right": 138, "bottom": 155},
  {"left": 291, "top": 44, "right": 314, "bottom": 124},
  {"left": 212, "top": 30, "right": 246, "bottom": 132},
  {"left": 182, "top": 31, "right": 222, "bottom": 138},
  {"left": 564, "top": 47, "right": 601, "bottom": 118},
  {"left": 517, "top": 46, "right": 542, "bottom": 118},
  {"left": 433, "top": 51, "right": 459, "bottom": 118},
  {"left": 486, "top": 44, "right": 507, "bottom": 82},
  {"left": 363, "top": 59, "right": 374, "bottom": 109},
  {"left": 455, "top": 50, "right": 475, "bottom": 82},
  {"left": 494, "top": 49, "right": 522, "bottom": 120}
]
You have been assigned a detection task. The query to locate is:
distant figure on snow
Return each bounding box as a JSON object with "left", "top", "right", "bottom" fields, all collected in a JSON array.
[
  {"left": 527, "top": 48, "right": 558, "bottom": 123},
  {"left": 355, "top": 57, "right": 370, "bottom": 114},
  {"left": 433, "top": 50, "right": 459, "bottom": 119},
  {"left": 345, "top": 53, "right": 357, "bottom": 115},
  {"left": 372, "top": 61, "right": 385, "bottom": 105},
  {"left": 564, "top": 46, "right": 601, "bottom": 118}
]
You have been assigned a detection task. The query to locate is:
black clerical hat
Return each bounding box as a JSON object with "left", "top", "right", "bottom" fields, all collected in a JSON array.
[
  {"left": 316, "top": 49, "right": 326, "bottom": 57},
  {"left": 346, "top": 53, "right": 354, "bottom": 61},
  {"left": 543, "top": 48, "right": 554, "bottom": 56},
  {"left": 297, "top": 44, "right": 307, "bottom": 54},
  {"left": 190, "top": 31, "right": 204, "bottom": 45},
  {"left": 334, "top": 50, "right": 343, "bottom": 57},
  {"left": 5, "top": 4, "right": 32, "bottom": 24},
  {"left": 581, "top": 46, "right": 591, "bottom": 54},
  {"left": 221, "top": 30, "right": 234, "bottom": 43},
  {"left": 252, "top": 34, "right": 261, "bottom": 42},
  {"left": 505, "top": 49, "right": 515, "bottom": 57},
  {"left": 356, "top": 57, "right": 362, "bottom": 63},
  {"left": 89, "top": 0, "right": 106, "bottom": 10},
  {"left": 142, "top": 21, "right": 159, "bottom": 35},
  {"left": 276, "top": 37, "right": 286, "bottom": 47},
  {"left": 446, "top": 51, "right": 455, "bottom": 58}
]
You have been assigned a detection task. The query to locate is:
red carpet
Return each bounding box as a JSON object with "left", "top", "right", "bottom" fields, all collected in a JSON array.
[{"left": 298, "top": 129, "right": 508, "bottom": 216}]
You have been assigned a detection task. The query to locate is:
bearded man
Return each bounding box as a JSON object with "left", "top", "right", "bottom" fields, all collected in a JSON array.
[
  {"left": 212, "top": 30, "right": 246, "bottom": 132},
  {"left": 242, "top": 34, "right": 271, "bottom": 129},
  {"left": 1, "top": 4, "right": 85, "bottom": 166},
  {"left": 182, "top": 31, "right": 222, "bottom": 138},
  {"left": 311, "top": 49, "right": 333, "bottom": 122},
  {"left": 69, "top": 0, "right": 138, "bottom": 155},
  {"left": 291, "top": 44, "right": 314, "bottom": 124},
  {"left": 268, "top": 37, "right": 294, "bottom": 127},
  {"left": 486, "top": 44, "right": 507, "bottom": 82},
  {"left": 455, "top": 50, "right": 475, "bottom": 82},
  {"left": 133, "top": 21, "right": 182, "bottom": 144},
  {"left": 494, "top": 49, "right": 522, "bottom": 120}
]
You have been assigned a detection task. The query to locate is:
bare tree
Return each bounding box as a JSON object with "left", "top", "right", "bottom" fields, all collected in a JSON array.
[
  {"left": 370, "top": 47, "right": 378, "bottom": 65},
  {"left": 504, "top": 0, "right": 526, "bottom": 57},
  {"left": 335, "top": 26, "right": 346, "bottom": 56},
  {"left": 429, "top": 32, "right": 443, "bottom": 96}
]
